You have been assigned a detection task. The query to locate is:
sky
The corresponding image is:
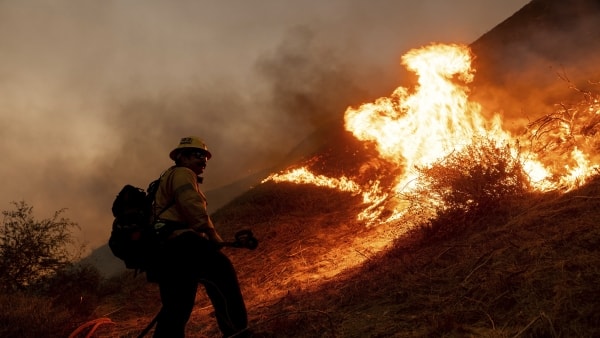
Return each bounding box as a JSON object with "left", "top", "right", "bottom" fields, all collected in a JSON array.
[{"left": 0, "top": 0, "right": 530, "bottom": 252}]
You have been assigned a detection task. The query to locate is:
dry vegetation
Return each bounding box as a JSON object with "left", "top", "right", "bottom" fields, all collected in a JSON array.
[
  {"left": 4, "top": 170, "right": 600, "bottom": 338},
  {"left": 60, "top": 136, "right": 600, "bottom": 337},
  {"left": 5, "top": 1, "right": 600, "bottom": 337},
  {"left": 5, "top": 98, "right": 600, "bottom": 337}
]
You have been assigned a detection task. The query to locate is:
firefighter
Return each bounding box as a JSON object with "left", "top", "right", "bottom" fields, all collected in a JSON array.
[{"left": 150, "top": 136, "right": 250, "bottom": 338}]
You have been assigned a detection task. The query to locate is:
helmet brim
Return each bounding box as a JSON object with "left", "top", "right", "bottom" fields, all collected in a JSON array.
[{"left": 169, "top": 147, "right": 212, "bottom": 161}]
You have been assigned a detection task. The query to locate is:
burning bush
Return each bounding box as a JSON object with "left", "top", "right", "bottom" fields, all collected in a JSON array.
[
  {"left": 524, "top": 88, "right": 600, "bottom": 188},
  {"left": 408, "top": 137, "right": 531, "bottom": 241}
]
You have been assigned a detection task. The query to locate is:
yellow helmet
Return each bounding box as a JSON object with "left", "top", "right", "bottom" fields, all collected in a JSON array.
[{"left": 169, "top": 136, "right": 212, "bottom": 161}]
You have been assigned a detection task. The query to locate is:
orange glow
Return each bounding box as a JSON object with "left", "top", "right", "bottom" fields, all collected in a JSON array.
[
  {"left": 264, "top": 167, "right": 361, "bottom": 193},
  {"left": 344, "top": 43, "right": 513, "bottom": 193},
  {"left": 264, "top": 42, "right": 600, "bottom": 224}
]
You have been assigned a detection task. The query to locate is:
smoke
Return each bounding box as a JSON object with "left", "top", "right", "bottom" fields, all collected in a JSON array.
[{"left": 0, "top": 0, "right": 529, "bottom": 251}]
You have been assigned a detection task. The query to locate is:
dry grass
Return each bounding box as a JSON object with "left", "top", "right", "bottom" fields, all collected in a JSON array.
[
  {"left": 0, "top": 292, "right": 74, "bottom": 337},
  {"left": 17, "top": 135, "right": 600, "bottom": 337},
  {"left": 235, "top": 177, "right": 600, "bottom": 337}
]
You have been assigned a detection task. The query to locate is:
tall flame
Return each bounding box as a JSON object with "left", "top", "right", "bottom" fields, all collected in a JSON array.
[
  {"left": 344, "top": 43, "right": 510, "bottom": 191},
  {"left": 264, "top": 42, "right": 600, "bottom": 225}
]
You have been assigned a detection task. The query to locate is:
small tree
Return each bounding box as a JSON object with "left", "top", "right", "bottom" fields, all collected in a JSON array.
[{"left": 0, "top": 201, "right": 80, "bottom": 290}]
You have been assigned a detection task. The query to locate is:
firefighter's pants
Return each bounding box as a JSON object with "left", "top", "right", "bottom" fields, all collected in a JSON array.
[{"left": 152, "top": 231, "right": 248, "bottom": 338}]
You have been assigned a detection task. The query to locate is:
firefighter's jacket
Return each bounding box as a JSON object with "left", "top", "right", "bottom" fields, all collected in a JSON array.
[{"left": 153, "top": 166, "right": 222, "bottom": 242}]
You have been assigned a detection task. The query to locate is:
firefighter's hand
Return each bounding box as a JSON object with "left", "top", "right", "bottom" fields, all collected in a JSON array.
[
  {"left": 198, "top": 228, "right": 223, "bottom": 246},
  {"left": 196, "top": 232, "right": 210, "bottom": 241}
]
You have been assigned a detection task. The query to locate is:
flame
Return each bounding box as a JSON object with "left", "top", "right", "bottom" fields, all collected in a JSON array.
[
  {"left": 263, "top": 167, "right": 388, "bottom": 215},
  {"left": 344, "top": 43, "right": 513, "bottom": 192},
  {"left": 265, "top": 167, "right": 361, "bottom": 193},
  {"left": 264, "top": 42, "right": 600, "bottom": 225}
]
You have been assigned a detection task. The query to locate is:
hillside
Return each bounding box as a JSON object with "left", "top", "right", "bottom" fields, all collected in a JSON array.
[
  {"left": 470, "top": 0, "right": 600, "bottom": 123},
  {"left": 72, "top": 0, "right": 600, "bottom": 337},
  {"left": 87, "top": 169, "right": 600, "bottom": 337},
  {"left": 220, "top": 177, "right": 600, "bottom": 337}
]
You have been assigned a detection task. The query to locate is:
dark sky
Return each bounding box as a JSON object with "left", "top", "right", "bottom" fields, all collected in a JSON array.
[{"left": 0, "top": 0, "right": 529, "bottom": 251}]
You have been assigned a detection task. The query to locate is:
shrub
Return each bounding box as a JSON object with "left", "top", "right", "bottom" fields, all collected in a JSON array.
[
  {"left": 0, "top": 201, "right": 81, "bottom": 290},
  {"left": 408, "top": 137, "right": 531, "bottom": 240}
]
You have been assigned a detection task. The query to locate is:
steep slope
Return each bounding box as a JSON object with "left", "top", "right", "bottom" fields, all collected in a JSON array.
[
  {"left": 470, "top": 0, "right": 600, "bottom": 122},
  {"left": 91, "top": 172, "right": 600, "bottom": 337},
  {"left": 242, "top": 177, "right": 600, "bottom": 337},
  {"left": 222, "top": 178, "right": 600, "bottom": 337}
]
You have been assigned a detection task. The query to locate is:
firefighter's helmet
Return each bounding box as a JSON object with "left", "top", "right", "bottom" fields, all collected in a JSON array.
[{"left": 169, "top": 136, "right": 212, "bottom": 161}]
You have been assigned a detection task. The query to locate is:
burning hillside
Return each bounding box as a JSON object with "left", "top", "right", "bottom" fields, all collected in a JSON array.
[{"left": 264, "top": 42, "right": 600, "bottom": 228}]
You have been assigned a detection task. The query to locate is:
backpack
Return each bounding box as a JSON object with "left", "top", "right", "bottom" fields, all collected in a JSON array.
[{"left": 108, "top": 178, "right": 162, "bottom": 271}]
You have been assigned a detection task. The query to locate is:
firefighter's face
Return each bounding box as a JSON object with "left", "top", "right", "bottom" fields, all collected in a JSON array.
[{"left": 181, "top": 150, "right": 208, "bottom": 175}]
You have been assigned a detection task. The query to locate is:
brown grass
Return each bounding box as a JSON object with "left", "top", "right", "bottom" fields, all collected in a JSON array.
[
  {"left": 232, "top": 177, "right": 600, "bottom": 337},
  {"left": 17, "top": 132, "right": 600, "bottom": 337},
  {"left": 79, "top": 171, "right": 600, "bottom": 337},
  {"left": 0, "top": 292, "right": 74, "bottom": 337}
]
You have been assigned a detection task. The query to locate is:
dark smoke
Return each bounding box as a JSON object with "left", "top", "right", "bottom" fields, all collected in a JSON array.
[{"left": 0, "top": 1, "right": 529, "bottom": 258}]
